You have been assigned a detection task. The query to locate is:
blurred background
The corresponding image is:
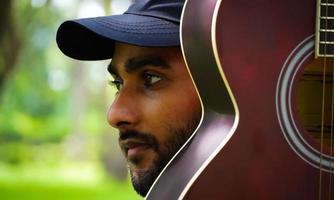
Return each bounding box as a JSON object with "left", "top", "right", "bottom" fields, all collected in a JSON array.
[{"left": 0, "top": 0, "right": 142, "bottom": 199}]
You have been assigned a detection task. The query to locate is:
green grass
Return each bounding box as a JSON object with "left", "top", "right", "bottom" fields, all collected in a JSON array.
[
  {"left": 0, "top": 162, "right": 142, "bottom": 200},
  {"left": 0, "top": 180, "right": 140, "bottom": 200}
]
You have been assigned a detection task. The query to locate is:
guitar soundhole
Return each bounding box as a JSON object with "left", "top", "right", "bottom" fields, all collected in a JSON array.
[{"left": 296, "top": 57, "right": 334, "bottom": 148}]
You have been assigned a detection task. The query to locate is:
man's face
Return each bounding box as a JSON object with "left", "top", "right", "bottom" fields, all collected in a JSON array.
[{"left": 107, "top": 43, "right": 202, "bottom": 196}]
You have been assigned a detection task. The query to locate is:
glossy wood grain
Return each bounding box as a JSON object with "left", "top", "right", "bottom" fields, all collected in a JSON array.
[{"left": 147, "top": 0, "right": 334, "bottom": 199}]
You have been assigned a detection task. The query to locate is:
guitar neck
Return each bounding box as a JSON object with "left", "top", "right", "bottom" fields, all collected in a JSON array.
[{"left": 316, "top": 0, "right": 334, "bottom": 57}]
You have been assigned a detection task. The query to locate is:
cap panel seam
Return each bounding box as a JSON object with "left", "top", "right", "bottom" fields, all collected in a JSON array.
[
  {"left": 90, "top": 19, "right": 179, "bottom": 34},
  {"left": 92, "top": 17, "right": 178, "bottom": 28}
]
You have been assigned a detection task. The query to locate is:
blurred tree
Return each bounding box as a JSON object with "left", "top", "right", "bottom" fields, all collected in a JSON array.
[
  {"left": 0, "top": 0, "right": 71, "bottom": 144},
  {"left": 0, "top": 0, "right": 130, "bottom": 182},
  {"left": 0, "top": 0, "right": 21, "bottom": 96},
  {"left": 104, "top": 0, "right": 111, "bottom": 15}
]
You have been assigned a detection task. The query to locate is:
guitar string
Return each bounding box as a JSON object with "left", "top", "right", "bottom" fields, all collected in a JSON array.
[
  {"left": 330, "top": 46, "right": 334, "bottom": 200},
  {"left": 329, "top": 54, "right": 333, "bottom": 200},
  {"left": 324, "top": 1, "right": 334, "bottom": 199},
  {"left": 329, "top": 10, "right": 334, "bottom": 194},
  {"left": 329, "top": 43, "right": 334, "bottom": 199},
  {"left": 319, "top": 1, "right": 329, "bottom": 199},
  {"left": 319, "top": 54, "right": 326, "bottom": 200},
  {"left": 330, "top": 57, "right": 334, "bottom": 199},
  {"left": 327, "top": 2, "right": 333, "bottom": 198}
]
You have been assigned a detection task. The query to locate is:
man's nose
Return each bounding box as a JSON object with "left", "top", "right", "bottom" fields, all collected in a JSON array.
[{"left": 107, "top": 90, "right": 139, "bottom": 129}]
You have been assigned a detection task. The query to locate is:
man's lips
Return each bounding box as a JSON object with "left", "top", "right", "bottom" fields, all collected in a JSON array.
[{"left": 120, "top": 139, "right": 151, "bottom": 159}]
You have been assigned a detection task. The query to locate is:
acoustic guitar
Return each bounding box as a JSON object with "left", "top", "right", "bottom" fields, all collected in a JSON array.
[{"left": 146, "top": 0, "right": 334, "bottom": 199}]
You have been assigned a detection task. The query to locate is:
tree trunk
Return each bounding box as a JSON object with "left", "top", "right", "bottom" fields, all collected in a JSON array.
[{"left": 0, "top": 0, "right": 21, "bottom": 95}]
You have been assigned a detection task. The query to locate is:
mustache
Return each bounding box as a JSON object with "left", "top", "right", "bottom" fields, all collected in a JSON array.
[{"left": 119, "top": 130, "right": 159, "bottom": 151}]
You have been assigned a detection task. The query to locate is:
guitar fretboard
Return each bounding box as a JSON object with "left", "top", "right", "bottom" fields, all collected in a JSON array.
[{"left": 316, "top": 0, "right": 334, "bottom": 57}]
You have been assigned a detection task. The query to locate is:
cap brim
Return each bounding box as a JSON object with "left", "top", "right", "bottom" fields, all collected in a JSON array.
[{"left": 56, "top": 14, "right": 180, "bottom": 61}]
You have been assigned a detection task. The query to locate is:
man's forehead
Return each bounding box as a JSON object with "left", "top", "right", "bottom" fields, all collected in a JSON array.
[{"left": 108, "top": 43, "right": 183, "bottom": 75}]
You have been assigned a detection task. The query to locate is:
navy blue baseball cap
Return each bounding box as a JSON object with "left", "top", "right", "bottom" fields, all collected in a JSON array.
[{"left": 56, "top": 0, "right": 185, "bottom": 60}]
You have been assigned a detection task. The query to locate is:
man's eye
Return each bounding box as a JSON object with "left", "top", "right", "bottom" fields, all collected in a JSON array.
[
  {"left": 144, "top": 72, "right": 162, "bottom": 87},
  {"left": 108, "top": 79, "right": 123, "bottom": 91}
]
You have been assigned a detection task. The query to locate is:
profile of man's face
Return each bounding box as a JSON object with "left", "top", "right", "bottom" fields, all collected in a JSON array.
[{"left": 107, "top": 43, "right": 202, "bottom": 196}]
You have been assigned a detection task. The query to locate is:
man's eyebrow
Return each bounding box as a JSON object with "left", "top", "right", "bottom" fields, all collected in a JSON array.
[
  {"left": 107, "top": 55, "right": 170, "bottom": 75},
  {"left": 124, "top": 55, "right": 170, "bottom": 73}
]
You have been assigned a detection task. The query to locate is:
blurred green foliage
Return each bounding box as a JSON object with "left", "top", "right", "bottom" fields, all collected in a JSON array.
[
  {"left": 0, "top": 0, "right": 141, "bottom": 199},
  {"left": 0, "top": 0, "right": 70, "bottom": 142}
]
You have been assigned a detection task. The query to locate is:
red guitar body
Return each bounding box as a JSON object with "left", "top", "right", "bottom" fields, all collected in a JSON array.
[{"left": 147, "top": 0, "right": 334, "bottom": 199}]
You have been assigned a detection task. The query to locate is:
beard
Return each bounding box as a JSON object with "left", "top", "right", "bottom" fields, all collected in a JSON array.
[{"left": 119, "top": 114, "right": 201, "bottom": 197}]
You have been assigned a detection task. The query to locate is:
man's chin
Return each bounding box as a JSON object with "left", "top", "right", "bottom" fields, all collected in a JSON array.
[
  {"left": 130, "top": 166, "right": 159, "bottom": 197},
  {"left": 130, "top": 167, "right": 148, "bottom": 180}
]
